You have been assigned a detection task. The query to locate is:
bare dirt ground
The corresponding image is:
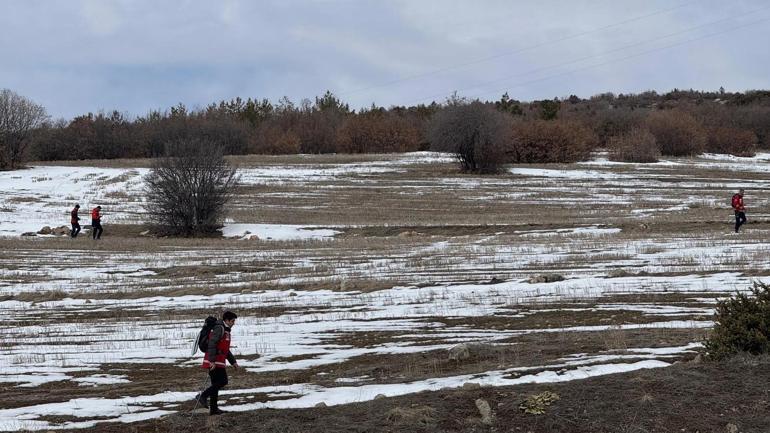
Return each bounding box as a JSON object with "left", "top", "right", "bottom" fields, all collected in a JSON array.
[
  {"left": 62, "top": 355, "right": 770, "bottom": 433},
  {"left": 1, "top": 151, "right": 769, "bottom": 431}
]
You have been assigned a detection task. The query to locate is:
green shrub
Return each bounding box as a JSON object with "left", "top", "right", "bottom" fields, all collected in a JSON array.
[{"left": 704, "top": 282, "right": 770, "bottom": 360}]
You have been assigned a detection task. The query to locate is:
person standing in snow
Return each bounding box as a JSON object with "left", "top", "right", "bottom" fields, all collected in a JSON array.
[
  {"left": 197, "top": 311, "right": 239, "bottom": 415},
  {"left": 91, "top": 205, "right": 103, "bottom": 240},
  {"left": 70, "top": 204, "right": 81, "bottom": 238},
  {"left": 732, "top": 189, "right": 747, "bottom": 233}
]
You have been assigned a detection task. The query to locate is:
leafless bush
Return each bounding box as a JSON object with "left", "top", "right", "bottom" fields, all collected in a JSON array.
[
  {"left": 0, "top": 89, "right": 48, "bottom": 170},
  {"left": 427, "top": 102, "right": 512, "bottom": 173},
  {"left": 645, "top": 110, "right": 705, "bottom": 156},
  {"left": 509, "top": 119, "right": 597, "bottom": 163},
  {"left": 705, "top": 126, "right": 757, "bottom": 157},
  {"left": 608, "top": 128, "right": 661, "bottom": 163},
  {"left": 143, "top": 139, "right": 239, "bottom": 236}
]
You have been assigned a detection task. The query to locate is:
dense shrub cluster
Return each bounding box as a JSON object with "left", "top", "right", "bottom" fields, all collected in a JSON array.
[
  {"left": 705, "top": 126, "right": 757, "bottom": 157},
  {"left": 608, "top": 128, "right": 660, "bottom": 163},
  {"left": 4, "top": 87, "right": 770, "bottom": 173},
  {"left": 704, "top": 282, "right": 770, "bottom": 360},
  {"left": 337, "top": 109, "right": 423, "bottom": 153},
  {"left": 509, "top": 119, "right": 597, "bottom": 163},
  {"left": 645, "top": 110, "right": 706, "bottom": 156}
]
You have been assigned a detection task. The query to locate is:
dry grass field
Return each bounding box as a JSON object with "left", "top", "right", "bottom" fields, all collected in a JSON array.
[{"left": 1, "top": 151, "right": 769, "bottom": 432}]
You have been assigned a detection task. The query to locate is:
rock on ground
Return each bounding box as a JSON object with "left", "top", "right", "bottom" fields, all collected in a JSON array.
[{"left": 475, "top": 398, "right": 495, "bottom": 425}]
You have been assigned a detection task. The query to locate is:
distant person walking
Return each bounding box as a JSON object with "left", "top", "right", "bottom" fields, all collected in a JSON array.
[
  {"left": 197, "top": 311, "right": 239, "bottom": 416},
  {"left": 91, "top": 205, "right": 103, "bottom": 240},
  {"left": 732, "top": 189, "right": 747, "bottom": 233},
  {"left": 70, "top": 204, "right": 81, "bottom": 238}
]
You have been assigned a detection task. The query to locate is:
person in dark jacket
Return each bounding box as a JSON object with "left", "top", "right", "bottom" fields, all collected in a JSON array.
[
  {"left": 732, "top": 189, "right": 747, "bottom": 233},
  {"left": 91, "top": 206, "right": 103, "bottom": 240},
  {"left": 70, "top": 204, "right": 81, "bottom": 238},
  {"left": 197, "top": 311, "right": 239, "bottom": 415}
]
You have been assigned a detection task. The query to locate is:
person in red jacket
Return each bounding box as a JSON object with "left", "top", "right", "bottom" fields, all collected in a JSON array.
[
  {"left": 91, "top": 206, "right": 103, "bottom": 240},
  {"left": 197, "top": 311, "right": 239, "bottom": 415},
  {"left": 732, "top": 189, "right": 747, "bottom": 233},
  {"left": 70, "top": 204, "right": 81, "bottom": 238}
]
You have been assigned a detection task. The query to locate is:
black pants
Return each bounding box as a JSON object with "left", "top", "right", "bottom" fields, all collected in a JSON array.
[
  {"left": 91, "top": 220, "right": 103, "bottom": 239},
  {"left": 201, "top": 368, "right": 228, "bottom": 411},
  {"left": 71, "top": 223, "right": 80, "bottom": 238},
  {"left": 735, "top": 212, "right": 747, "bottom": 232}
]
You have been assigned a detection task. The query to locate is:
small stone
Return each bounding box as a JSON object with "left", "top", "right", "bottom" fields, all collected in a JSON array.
[
  {"left": 691, "top": 354, "right": 703, "bottom": 364},
  {"left": 21, "top": 232, "right": 37, "bottom": 237},
  {"left": 475, "top": 399, "right": 495, "bottom": 425},
  {"left": 37, "top": 226, "right": 52, "bottom": 235},
  {"left": 374, "top": 394, "right": 387, "bottom": 400},
  {"left": 462, "top": 382, "right": 481, "bottom": 390},
  {"left": 726, "top": 423, "right": 738, "bottom": 433},
  {"left": 398, "top": 230, "right": 419, "bottom": 238},
  {"left": 448, "top": 343, "right": 471, "bottom": 361},
  {"left": 315, "top": 402, "right": 327, "bottom": 408}
]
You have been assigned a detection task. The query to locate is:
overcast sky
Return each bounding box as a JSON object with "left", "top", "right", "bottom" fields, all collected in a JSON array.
[{"left": 1, "top": 0, "right": 769, "bottom": 119}]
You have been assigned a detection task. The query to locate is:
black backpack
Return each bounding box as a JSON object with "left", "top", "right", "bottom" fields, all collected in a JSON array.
[{"left": 196, "top": 316, "right": 219, "bottom": 353}]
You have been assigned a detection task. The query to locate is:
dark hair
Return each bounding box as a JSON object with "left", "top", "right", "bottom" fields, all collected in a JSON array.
[
  {"left": 223, "top": 311, "right": 238, "bottom": 321},
  {"left": 97, "top": 205, "right": 102, "bottom": 209},
  {"left": 74, "top": 204, "right": 80, "bottom": 208}
]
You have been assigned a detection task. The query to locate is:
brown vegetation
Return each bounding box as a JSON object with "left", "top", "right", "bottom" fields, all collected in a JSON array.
[
  {"left": 705, "top": 126, "right": 757, "bottom": 157},
  {"left": 509, "top": 119, "right": 597, "bottom": 163},
  {"left": 608, "top": 127, "right": 660, "bottom": 163},
  {"left": 5, "top": 88, "right": 770, "bottom": 172},
  {"left": 645, "top": 110, "right": 706, "bottom": 156}
]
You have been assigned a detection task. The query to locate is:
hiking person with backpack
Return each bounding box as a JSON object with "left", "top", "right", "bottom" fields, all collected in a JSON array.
[
  {"left": 196, "top": 311, "right": 239, "bottom": 415},
  {"left": 70, "top": 204, "right": 81, "bottom": 238},
  {"left": 732, "top": 189, "right": 747, "bottom": 233},
  {"left": 91, "top": 205, "right": 103, "bottom": 240}
]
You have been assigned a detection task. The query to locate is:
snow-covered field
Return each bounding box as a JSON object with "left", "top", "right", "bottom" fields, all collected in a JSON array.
[{"left": 0, "top": 151, "right": 767, "bottom": 430}]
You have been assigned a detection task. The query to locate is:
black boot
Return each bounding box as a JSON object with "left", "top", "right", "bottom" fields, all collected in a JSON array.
[
  {"left": 195, "top": 392, "right": 209, "bottom": 409},
  {"left": 209, "top": 395, "right": 225, "bottom": 415}
]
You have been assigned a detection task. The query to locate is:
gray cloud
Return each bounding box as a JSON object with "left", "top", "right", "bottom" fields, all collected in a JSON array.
[{"left": 1, "top": 0, "right": 768, "bottom": 118}]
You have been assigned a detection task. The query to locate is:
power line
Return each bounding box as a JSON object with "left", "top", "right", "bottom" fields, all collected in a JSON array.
[
  {"left": 335, "top": 0, "right": 702, "bottom": 97},
  {"left": 439, "top": 4, "right": 770, "bottom": 100},
  {"left": 466, "top": 15, "right": 770, "bottom": 102},
  {"left": 402, "top": 8, "right": 770, "bottom": 106}
]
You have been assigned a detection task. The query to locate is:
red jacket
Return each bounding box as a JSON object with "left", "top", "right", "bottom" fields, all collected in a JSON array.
[
  {"left": 91, "top": 207, "right": 101, "bottom": 221},
  {"left": 201, "top": 324, "right": 233, "bottom": 369},
  {"left": 732, "top": 194, "right": 745, "bottom": 212},
  {"left": 71, "top": 208, "right": 80, "bottom": 225}
]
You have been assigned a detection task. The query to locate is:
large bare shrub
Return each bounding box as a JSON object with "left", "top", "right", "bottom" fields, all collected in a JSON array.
[
  {"left": 608, "top": 128, "right": 660, "bottom": 163},
  {"left": 645, "top": 110, "right": 705, "bottom": 156},
  {"left": 509, "top": 119, "right": 597, "bottom": 163},
  {"left": 144, "top": 140, "right": 239, "bottom": 236},
  {"left": 705, "top": 126, "right": 757, "bottom": 157},
  {"left": 427, "top": 102, "right": 512, "bottom": 173},
  {"left": 0, "top": 89, "right": 48, "bottom": 170}
]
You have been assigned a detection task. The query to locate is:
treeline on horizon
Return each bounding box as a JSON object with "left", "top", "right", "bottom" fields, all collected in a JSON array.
[{"left": 24, "top": 88, "right": 770, "bottom": 168}]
